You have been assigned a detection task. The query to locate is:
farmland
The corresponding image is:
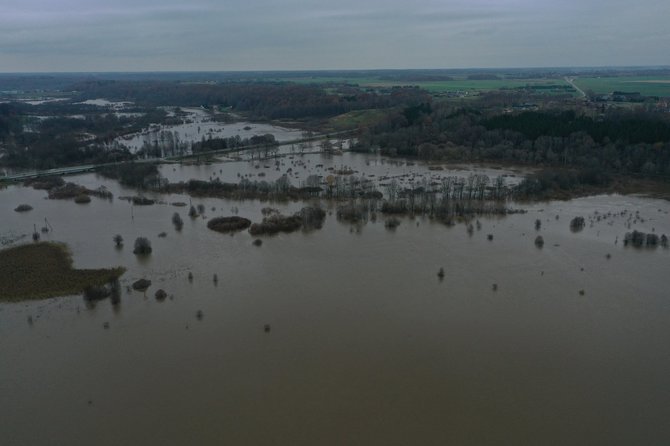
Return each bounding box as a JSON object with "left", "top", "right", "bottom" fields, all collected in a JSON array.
[{"left": 572, "top": 75, "right": 670, "bottom": 97}]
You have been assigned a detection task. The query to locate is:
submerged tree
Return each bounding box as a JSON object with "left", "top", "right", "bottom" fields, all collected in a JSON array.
[
  {"left": 172, "top": 212, "right": 184, "bottom": 231},
  {"left": 133, "top": 237, "right": 152, "bottom": 255},
  {"left": 570, "top": 216, "right": 585, "bottom": 232}
]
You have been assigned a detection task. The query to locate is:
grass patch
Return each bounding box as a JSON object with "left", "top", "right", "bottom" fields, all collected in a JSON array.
[
  {"left": 328, "top": 109, "right": 388, "bottom": 131},
  {"left": 572, "top": 76, "right": 670, "bottom": 97},
  {"left": 0, "top": 242, "right": 125, "bottom": 302}
]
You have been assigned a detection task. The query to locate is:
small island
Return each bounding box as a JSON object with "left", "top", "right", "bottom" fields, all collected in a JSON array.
[{"left": 0, "top": 242, "right": 125, "bottom": 302}]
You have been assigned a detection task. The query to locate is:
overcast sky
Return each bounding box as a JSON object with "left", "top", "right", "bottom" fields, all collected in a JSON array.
[{"left": 1, "top": 0, "right": 669, "bottom": 72}]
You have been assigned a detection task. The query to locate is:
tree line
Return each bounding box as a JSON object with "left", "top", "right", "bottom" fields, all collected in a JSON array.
[
  {"left": 354, "top": 102, "right": 670, "bottom": 180},
  {"left": 71, "top": 80, "right": 430, "bottom": 120}
]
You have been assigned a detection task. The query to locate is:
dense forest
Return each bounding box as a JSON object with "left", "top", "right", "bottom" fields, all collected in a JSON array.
[
  {"left": 0, "top": 103, "right": 22, "bottom": 138},
  {"left": 483, "top": 111, "right": 670, "bottom": 144},
  {"left": 355, "top": 102, "right": 670, "bottom": 181}
]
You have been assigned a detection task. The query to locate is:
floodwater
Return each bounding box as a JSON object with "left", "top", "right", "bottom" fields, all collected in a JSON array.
[
  {"left": 159, "top": 150, "right": 527, "bottom": 190},
  {"left": 1, "top": 156, "right": 670, "bottom": 445},
  {"left": 114, "top": 107, "right": 305, "bottom": 152}
]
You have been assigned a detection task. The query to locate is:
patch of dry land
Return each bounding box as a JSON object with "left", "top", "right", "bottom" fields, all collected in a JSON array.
[{"left": 0, "top": 242, "right": 125, "bottom": 301}]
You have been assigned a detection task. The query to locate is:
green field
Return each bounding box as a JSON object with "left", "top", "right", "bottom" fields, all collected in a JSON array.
[
  {"left": 326, "top": 109, "right": 389, "bottom": 131},
  {"left": 572, "top": 76, "right": 670, "bottom": 97},
  {"left": 278, "top": 72, "right": 670, "bottom": 97}
]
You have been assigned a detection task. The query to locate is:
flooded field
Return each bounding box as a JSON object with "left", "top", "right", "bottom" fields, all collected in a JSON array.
[
  {"left": 114, "top": 107, "right": 305, "bottom": 152},
  {"left": 1, "top": 154, "right": 669, "bottom": 445},
  {"left": 159, "top": 150, "right": 527, "bottom": 191}
]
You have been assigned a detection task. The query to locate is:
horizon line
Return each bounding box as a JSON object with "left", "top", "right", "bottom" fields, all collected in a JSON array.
[{"left": 1, "top": 65, "right": 670, "bottom": 76}]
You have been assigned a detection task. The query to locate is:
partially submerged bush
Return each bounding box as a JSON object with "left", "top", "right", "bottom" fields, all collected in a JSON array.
[
  {"left": 385, "top": 217, "right": 401, "bottom": 230},
  {"left": 48, "top": 182, "right": 111, "bottom": 201},
  {"left": 133, "top": 237, "right": 152, "bottom": 255},
  {"left": 624, "top": 230, "right": 645, "bottom": 247},
  {"left": 261, "top": 207, "right": 279, "bottom": 216},
  {"left": 624, "top": 230, "right": 664, "bottom": 248},
  {"left": 155, "top": 289, "right": 167, "bottom": 301},
  {"left": 48, "top": 182, "right": 88, "bottom": 199},
  {"left": 298, "top": 206, "right": 326, "bottom": 230},
  {"left": 646, "top": 233, "right": 659, "bottom": 246},
  {"left": 207, "top": 216, "right": 252, "bottom": 233},
  {"left": 535, "top": 235, "right": 545, "bottom": 248},
  {"left": 74, "top": 194, "right": 91, "bottom": 204},
  {"left": 113, "top": 234, "right": 123, "bottom": 248},
  {"left": 83, "top": 285, "right": 111, "bottom": 301},
  {"left": 172, "top": 212, "right": 184, "bottom": 231},
  {"left": 249, "top": 206, "right": 326, "bottom": 236},
  {"left": 110, "top": 279, "right": 121, "bottom": 305},
  {"left": 99, "top": 162, "right": 160, "bottom": 188},
  {"left": 337, "top": 203, "right": 368, "bottom": 223},
  {"left": 24, "top": 176, "right": 64, "bottom": 191},
  {"left": 570, "top": 216, "right": 585, "bottom": 232},
  {"left": 249, "top": 214, "right": 302, "bottom": 236},
  {"left": 132, "top": 278, "right": 152, "bottom": 291},
  {"left": 132, "top": 196, "right": 155, "bottom": 205},
  {"left": 14, "top": 204, "right": 33, "bottom": 212}
]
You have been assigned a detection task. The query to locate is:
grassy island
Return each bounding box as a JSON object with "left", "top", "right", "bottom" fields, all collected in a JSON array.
[{"left": 0, "top": 242, "right": 125, "bottom": 302}]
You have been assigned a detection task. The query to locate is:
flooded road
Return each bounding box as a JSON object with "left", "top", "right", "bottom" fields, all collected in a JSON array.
[{"left": 1, "top": 156, "right": 669, "bottom": 445}]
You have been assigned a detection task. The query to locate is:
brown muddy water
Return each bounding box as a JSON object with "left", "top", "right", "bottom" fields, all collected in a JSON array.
[
  {"left": 158, "top": 150, "right": 527, "bottom": 190},
  {"left": 1, "top": 155, "right": 669, "bottom": 445}
]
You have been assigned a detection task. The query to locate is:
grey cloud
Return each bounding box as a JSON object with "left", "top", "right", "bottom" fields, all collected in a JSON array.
[{"left": 0, "top": 0, "right": 668, "bottom": 71}]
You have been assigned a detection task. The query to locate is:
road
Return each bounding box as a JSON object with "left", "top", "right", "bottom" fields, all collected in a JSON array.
[
  {"left": 565, "top": 77, "right": 587, "bottom": 99},
  {"left": 0, "top": 129, "right": 355, "bottom": 182}
]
